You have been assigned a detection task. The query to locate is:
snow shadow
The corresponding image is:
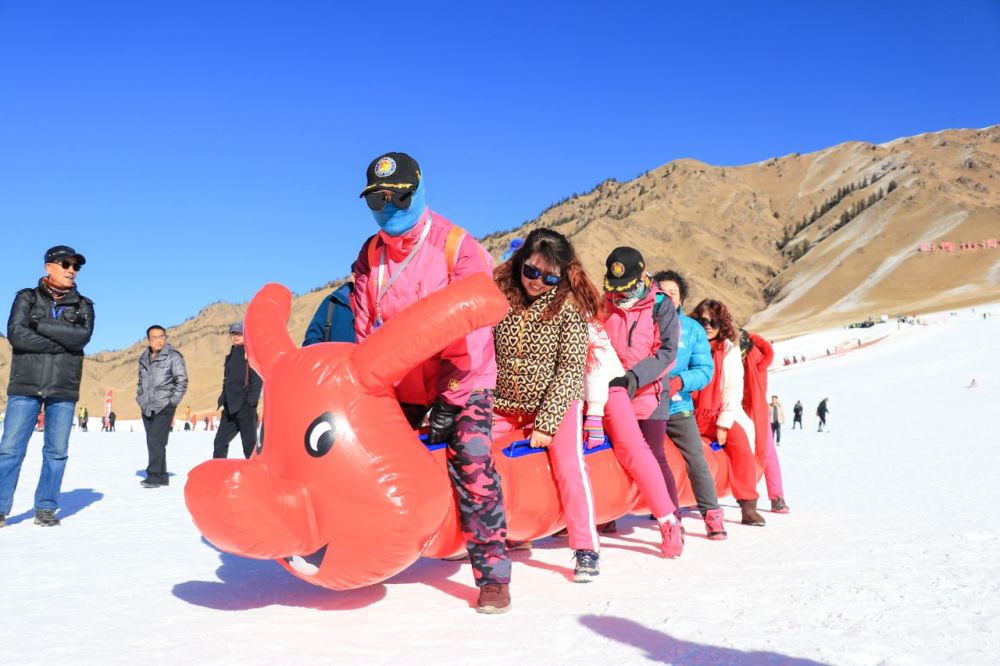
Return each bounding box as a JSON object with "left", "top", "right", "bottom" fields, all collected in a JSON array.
[
  {"left": 134, "top": 469, "right": 176, "bottom": 479},
  {"left": 172, "top": 540, "right": 387, "bottom": 611},
  {"left": 579, "top": 615, "right": 829, "bottom": 665},
  {"left": 3, "top": 487, "right": 104, "bottom": 525},
  {"left": 385, "top": 556, "right": 480, "bottom": 607}
]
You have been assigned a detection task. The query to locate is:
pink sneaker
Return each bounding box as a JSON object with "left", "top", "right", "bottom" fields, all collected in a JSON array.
[
  {"left": 704, "top": 509, "right": 728, "bottom": 540},
  {"left": 658, "top": 520, "right": 684, "bottom": 558}
]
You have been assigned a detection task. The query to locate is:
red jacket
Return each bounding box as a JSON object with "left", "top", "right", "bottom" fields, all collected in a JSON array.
[{"left": 741, "top": 331, "right": 772, "bottom": 463}]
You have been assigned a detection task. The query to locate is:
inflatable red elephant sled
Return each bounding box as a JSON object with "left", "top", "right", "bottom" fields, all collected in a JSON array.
[{"left": 184, "top": 273, "right": 758, "bottom": 591}]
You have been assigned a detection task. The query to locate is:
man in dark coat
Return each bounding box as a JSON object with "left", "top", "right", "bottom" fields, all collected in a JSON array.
[
  {"left": 817, "top": 398, "right": 830, "bottom": 432},
  {"left": 212, "top": 322, "right": 263, "bottom": 459},
  {"left": 792, "top": 400, "right": 804, "bottom": 429},
  {"left": 0, "top": 245, "right": 95, "bottom": 528}
]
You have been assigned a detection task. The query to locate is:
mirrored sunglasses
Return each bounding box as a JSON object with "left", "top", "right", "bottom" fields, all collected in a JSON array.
[{"left": 522, "top": 263, "right": 561, "bottom": 286}]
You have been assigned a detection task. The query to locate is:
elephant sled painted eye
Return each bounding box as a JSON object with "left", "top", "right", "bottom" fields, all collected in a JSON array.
[{"left": 305, "top": 413, "right": 337, "bottom": 457}]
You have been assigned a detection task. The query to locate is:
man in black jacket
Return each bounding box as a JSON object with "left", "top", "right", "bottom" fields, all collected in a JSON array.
[
  {"left": 212, "top": 322, "right": 263, "bottom": 459},
  {"left": 0, "top": 245, "right": 95, "bottom": 528}
]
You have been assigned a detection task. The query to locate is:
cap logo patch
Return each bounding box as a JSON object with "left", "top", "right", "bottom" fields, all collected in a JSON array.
[
  {"left": 374, "top": 157, "right": 397, "bottom": 178},
  {"left": 448, "top": 379, "right": 460, "bottom": 391},
  {"left": 611, "top": 262, "right": 626, "bottom": 278}
]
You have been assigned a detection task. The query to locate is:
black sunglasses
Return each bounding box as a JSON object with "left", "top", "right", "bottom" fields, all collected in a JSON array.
[
  {"left": 522, "top": 263, "right": 561, "bottom": 286},
  {"left": 364, "top": 189, "right": 414, "bottom": 212},
  {"left": 56, "top": 259, "right": 83, "bottom": 271},
  {"left": 698, "top": 317, "right": 720, "bottom": 329}
]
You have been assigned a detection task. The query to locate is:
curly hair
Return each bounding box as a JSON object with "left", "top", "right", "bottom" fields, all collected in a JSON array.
[
  {"left": 494, "top": 228, "right": 604, "bottom": 321},
  {"left": 690, "top": 298, "right": 738, "bottom": 344},
  {"left": 652, "top": 269, "right": 689, "bottom": 303}
]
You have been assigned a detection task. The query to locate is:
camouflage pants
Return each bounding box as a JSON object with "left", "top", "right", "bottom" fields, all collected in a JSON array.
[{"left": 403, "top": 390, "right": 511, "bottom": 586}]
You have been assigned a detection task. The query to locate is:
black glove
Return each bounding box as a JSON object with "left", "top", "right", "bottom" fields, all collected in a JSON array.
[
  {"left": 739, "top": 329, "right": 754, "bottom": 356},
  {"left": 609, "top": 371, "right": 639, "bottom": 400},
  {"left": 427, "top": 400, "right": 462, "bottom": 444}
]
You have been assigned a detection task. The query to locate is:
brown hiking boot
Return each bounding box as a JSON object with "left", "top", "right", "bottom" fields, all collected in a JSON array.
[
  {"left": 770, "top": 497, "right": 790, "bottom": 514},
  {"left": 476, "top": 583, "right": 511, "bottom": 614},
  {"left": 597, "top": 520, "right": 617, "bottom": 534},
  {"left": 738, "top": 499, "right": 766, "bottom": 526}
]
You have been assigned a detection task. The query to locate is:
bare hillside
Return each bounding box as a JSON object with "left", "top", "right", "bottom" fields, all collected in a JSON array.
[{"left": 2, "top": 125, "right": 997, "bottom": 417}]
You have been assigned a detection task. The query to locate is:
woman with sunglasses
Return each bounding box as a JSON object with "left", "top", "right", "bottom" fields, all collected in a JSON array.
[
  {"left": 493, "top": 228, "right": 604, "bottom": 582},
  {"left": 689, "top": 299, "right": 766, "bottom": 526}
]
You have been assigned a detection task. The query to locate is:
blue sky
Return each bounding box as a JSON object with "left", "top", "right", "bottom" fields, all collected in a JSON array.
[{"left": 1, "top": 1, "right": 998, "bottom": 351}]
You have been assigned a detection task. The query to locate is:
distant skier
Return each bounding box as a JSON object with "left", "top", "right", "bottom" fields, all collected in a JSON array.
[
  {"left": 792, "top": 400, "right": 803, "bottom": 429},
  {"left": 816, "top": 398, "right": 830, "bottom": 432}
]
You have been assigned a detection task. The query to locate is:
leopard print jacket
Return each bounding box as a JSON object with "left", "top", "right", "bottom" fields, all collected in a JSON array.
[{"left": 493, "top": 288, "right": 589, "bottom": 434}]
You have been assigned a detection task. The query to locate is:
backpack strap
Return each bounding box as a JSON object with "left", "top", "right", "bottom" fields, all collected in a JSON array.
[
  {"left": 323, "top": 297, "right": 335, "bottom": 342},
  {"left": 444, "top": 224, "right": 492, "bottom": 280},
  {"left": 444, "top": 225, "right": 466, "bottom": 278},
  {"left": 365, "top": 233, "right": 380, "bottom": 272}
]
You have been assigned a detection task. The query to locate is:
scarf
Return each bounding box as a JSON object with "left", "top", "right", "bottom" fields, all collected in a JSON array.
[
  {"left": 39, "top": 277, "right": 71, "bottom": 301},
  {"left": 613, "top": 279, "right": 650, "bottom": 310},
  {"left": 378, "top": 213, "right": 431, "bottom": 263},
  {"left": 692, "top": 338, "right": 727, "bottom": 434}
]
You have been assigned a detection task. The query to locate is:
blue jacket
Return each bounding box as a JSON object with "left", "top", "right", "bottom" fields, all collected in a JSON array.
[
  {"left": 664, "top": 309, "right": 714, "bottom": 415},
  {"left": 303, "top": 283, "right": 356, "bottom": 346}
]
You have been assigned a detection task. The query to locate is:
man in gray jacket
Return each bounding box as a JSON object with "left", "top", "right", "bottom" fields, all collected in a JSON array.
[{"left": 136, "top": 325, "right": 188, "bottom": 488}]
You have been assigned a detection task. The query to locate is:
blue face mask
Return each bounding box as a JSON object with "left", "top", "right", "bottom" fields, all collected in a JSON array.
[{"left": 372, "top": 180, "right": 428, "bottom": 236}]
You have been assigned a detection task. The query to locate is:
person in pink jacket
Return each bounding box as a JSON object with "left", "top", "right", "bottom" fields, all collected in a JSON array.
[
  {"left": 600, "top": 248, "right": 684, "bottom": 530},
  {"left": 584, "top": 319, "right": 684, "bottom": 557},
  {"left": 351, "top": 152, "right": 511, "bottom": 614}
]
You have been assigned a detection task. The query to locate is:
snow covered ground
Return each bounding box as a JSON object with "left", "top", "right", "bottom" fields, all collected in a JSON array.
[{"left": 2, "top": 307, "right": 999, "bottom": 665}]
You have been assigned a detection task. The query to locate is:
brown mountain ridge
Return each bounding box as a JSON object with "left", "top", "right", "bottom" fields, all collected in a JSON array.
[{"left": 2, "top": 125, "right": 998, "bottom": 418}]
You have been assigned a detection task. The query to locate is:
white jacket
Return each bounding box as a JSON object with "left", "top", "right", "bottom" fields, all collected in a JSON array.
[
  {"left": 583, "top": 321, "right": 625, "bottom": 417},
  {"left": 717, "top": 339, "right": 755, "bottom": 448}
]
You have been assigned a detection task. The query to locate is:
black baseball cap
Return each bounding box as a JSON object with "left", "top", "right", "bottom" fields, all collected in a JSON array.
[
  {"left": 604, "top": 246, "right": 645, "bottom": 292},
  {"left": 359, "top": 152, "right": 421, "bottom": 197},
  {"left": 44, "top": 245, "right": 86, "bottom": 266}
]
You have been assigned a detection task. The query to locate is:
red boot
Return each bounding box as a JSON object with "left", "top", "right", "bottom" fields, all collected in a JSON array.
[
  {"left": 704, "top": 508, "right": 728, "bottom": 540},
  {"left": 658, "top": 519, "right": 684, "bottom": 558}
]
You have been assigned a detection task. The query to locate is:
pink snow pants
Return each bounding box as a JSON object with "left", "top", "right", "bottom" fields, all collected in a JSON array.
[
  {"left": 493, "top": 401, "right": 599, "bottom": 552},
  {"left": 599, "top": 387, "right": 677, "bottom": 519},
  {"left": 762, "top": 427, "right": 785, "bottom": 500}
]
